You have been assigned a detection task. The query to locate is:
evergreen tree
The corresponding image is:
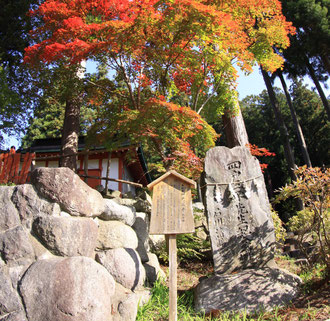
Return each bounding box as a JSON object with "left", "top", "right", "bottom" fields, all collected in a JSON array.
[
  {"left": 280, "top": 0, "right": 330, "bottom": 118},
  {"left": 241, "top": 80, "right": 329, "bottom": 219}
]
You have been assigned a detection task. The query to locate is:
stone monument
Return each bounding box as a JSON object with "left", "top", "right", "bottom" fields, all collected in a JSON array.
[
  {"left": 202, "top": 146, "right": 275, "bottom": 273},
  {"left": 195, "top": 146, "right": 301, "bottom": 313}
]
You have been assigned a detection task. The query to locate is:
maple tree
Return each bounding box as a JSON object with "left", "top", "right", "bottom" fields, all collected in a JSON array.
[
  {"left": 247, "top": 143, "right": 275, "bottom": 172},
  {"left": 24, "top": 0, "right": 295, "bottom": 176},
  {"left": 275, "top": 166, "right": 330, "bottom": 271}
]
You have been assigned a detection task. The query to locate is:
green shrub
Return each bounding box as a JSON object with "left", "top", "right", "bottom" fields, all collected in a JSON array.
[
  {"left": 154, "top": 233, "right": 211, "bottom": 265},
  {"left": 275, "top": 166, "right": 329, "bottom": 272}
]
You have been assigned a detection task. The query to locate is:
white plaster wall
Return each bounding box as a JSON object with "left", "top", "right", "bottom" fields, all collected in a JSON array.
[
  {"left": 35, "top": 161, "right": 46, "bottom": 168},
  {"left": 101, "top": 158, "right": 119, "bottom": 191},
  {"left": 88, "top": 159, "right": 100, "bottom": 169},
  {"left": 47, "top": 161, "right": 58, "bottom": 168}
]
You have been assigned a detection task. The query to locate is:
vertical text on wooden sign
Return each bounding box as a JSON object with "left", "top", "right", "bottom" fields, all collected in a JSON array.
[{"left": 150, "top": 176, "right": 194, "bottom": 234}]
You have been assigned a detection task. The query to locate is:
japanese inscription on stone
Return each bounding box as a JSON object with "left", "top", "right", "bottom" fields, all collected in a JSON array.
[
  {"left": 203, "top": 146, "right": 275, "bottom": 273},
  {"left": 148, "top": 171, "right": 195, "bottom": 235}
]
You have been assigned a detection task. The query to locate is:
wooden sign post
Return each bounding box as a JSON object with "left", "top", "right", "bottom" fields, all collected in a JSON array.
[{"left": 148, "top": 170, "right": 196, "bottom": 321}]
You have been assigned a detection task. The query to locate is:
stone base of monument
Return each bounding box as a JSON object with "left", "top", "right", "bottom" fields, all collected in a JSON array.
[{"left": 194, "top": 267, "right": 302, "bottom": 314}]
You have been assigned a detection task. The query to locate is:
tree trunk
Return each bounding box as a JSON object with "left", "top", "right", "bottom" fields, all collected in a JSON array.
[
  {"left": 222, "top": 98, "right": 249, "bottom": 148},
  {"left": 277, "top": 71, "right": 312, "bottom": 167},
  {"left": 261, "top": 67, "right": 297, "bottom": 182},
  {"left": 305, "top": 58, "right": 330, "bottom": 120},
  {"left": 261, "top": 67, "right": 303, "bottom": 211},
  {"left": 59, "top": 95, "right": 81, "bottom": 171},
  {"left": 59, "top": 62, "right": 85, "bottom": 171}
]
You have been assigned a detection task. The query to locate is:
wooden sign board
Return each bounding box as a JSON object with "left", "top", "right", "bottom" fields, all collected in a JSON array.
[{"left": 148, "top": 170, "right": 196, "bottom": 235}]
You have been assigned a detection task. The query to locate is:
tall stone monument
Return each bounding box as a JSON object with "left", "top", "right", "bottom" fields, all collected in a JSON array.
[
  {"left": 195, "top": 146, "right": 301, "bottom": 313},
  {"left": 202, "top": 146, "right": 275, "bottom": 273}
]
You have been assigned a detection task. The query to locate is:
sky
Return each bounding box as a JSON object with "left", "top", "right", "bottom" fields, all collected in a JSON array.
[
  {"left": 3, "top": 64, "right": 329, "bottom": 150},
  {"left": 236, "top": 66, "right": 330, "bottom": 100}
]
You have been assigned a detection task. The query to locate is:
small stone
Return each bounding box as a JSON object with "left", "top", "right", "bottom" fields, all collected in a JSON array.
[{"left": 144, "top": 253, "right": 166, "bottom": 285}]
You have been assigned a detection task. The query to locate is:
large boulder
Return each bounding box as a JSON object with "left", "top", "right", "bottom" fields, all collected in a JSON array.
[
  {"left": 0, "top": 225, "right": 34, "bottom": 266},
  {"left": 32, "top": 216, "right": 98, "bottom": 257},
  {"left": 203, "top": 146, "right": 276, "bottom": 273},
  {"left": 11, "top": 184, "right": 60, "bottom": 227},
  {"left": 96, "top": 248, "right": 146, "bottom": 291},
  {"left": 0, "top": 186, "right": 20, "bottom": 232},
  {"left": 0, "top": 266, "right": 27, "bottom": 321},
  {"left": 97, "top": 220, "right": 138, "bottom": 250},
  {"left": 194, "top": 268, "right": 302, "bottom": 313},
  {"left": 31, "top": 167, "right": 105, "bottom": 217},
  {"left": 19, "top": 256, "right": 115, "bottom": 321},
  {"left": 100, "top": 199, "right": 136, "bottom": 226}
]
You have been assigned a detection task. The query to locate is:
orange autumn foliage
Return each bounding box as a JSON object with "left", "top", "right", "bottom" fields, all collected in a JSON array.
[{"left": 24, "top": 0, "right": 294, "bottom": 177}]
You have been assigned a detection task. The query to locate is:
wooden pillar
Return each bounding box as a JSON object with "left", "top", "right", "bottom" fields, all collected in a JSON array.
[
  {"left": 169, "top": 234, "right": 177, "bottom": 321},
  {"left": 104, "top": 151, "right": 112, "bottom": 194},
  {"left": 84, "top": 150, "right": 89, "bottom": 184}
]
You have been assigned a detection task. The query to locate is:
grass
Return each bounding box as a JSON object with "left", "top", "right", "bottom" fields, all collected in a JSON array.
[{"left": 137, "top": 257, "right": 329, "bottom": 321}]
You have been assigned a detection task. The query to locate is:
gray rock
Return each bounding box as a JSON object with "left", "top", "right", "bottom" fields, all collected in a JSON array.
[
  {"left": 132, "top": 216, "right": 149, "bottom": 263},
  {"left": 194, "top": 268, "right": 302, "bottom": 313},
  {"left": 112, "top": 283, "right": 138, "bottom": 321},
  {"left": 117, "top": 197, "right": 151, "bottom": 214},
  {"left": 100, "top": 199, "right": 136, "bottom": 226},
  {"left": 134, "top": 198, "right": 151, "bottom": 213},
  {"left": 117, "top": 198, "right": 136, "bottom": 207},
  {"left": 193, "top": 202, "right": 204, "bottom": 212},
  {"left": 1, "top": 310, "right": 28, "bottom": 321},
  {"left": 97, "top": 220, "right": 138, "bottom": 250},
  {"left": 96, "top": 248, "right": 146, "bottom": 291},
  {"left": 203, "top": 146, "right": 275, "bottom": 273},
  {"left": 7, "top": 262, "right": 34, "bottom": 290},
  {"left": 31, "top": 167, "right": 105, "bottom": 217},
  {"left": 0, "top": 266, "right": 26, "bottom": 320},
  {"left": 136, "top": 190, "right": 152, "bottom": 204},
  {"left": 0, "top": 186, "right": 20, "bottom": 233},
  {"left": 149, "top": 234, "right": 165, "bottom": 252},
  {"left": 104, "top": 190, "right": 122, "bottom": 199},
  {"left": 122, "top": 191, "right": 135, "bottom": 199},
  {"left": 19, "top": 256, "right": 115, "bottom": 321},
  {"left": 111, "top": 283, "right": 151, "bottom": 321},
  {"left": 11, "top": 184, "right": 60, "bottom": 227},
  {"left": 32, "top": 216, "right": 98, "bottom": 257},
  {"left": 144, "top": 252, "right": 166, "bottom": 285},
  {"left": 0, "top": 226, "right": 34, "bottom": 265}
]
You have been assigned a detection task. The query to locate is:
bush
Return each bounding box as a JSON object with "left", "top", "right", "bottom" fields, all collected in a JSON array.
[
  {"left": 275, "top": 166, "right": 329, "bottom": 272},
  {"left": 154, "top": 233, "right": 211, "bottom": 265}
]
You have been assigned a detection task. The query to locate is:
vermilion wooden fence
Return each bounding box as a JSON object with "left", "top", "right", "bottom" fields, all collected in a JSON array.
[
  {"left": 0, "top": 152, "right": 36, "bottom": 185},
  {"left": 0, "top": 150, "right": 142, "bottom": 188}
]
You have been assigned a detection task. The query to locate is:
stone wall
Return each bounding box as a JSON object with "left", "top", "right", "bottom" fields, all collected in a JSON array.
[{"left": 0, "top": 167, "right": 164, "bottom": 321}]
